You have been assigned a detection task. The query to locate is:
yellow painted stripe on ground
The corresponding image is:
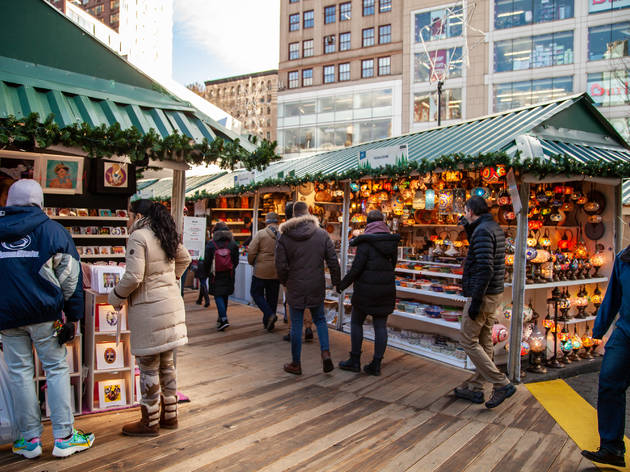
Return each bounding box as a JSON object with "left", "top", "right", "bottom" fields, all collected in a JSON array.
[{"left": 527, "top": 379, "right": 630, "bottom": 471}]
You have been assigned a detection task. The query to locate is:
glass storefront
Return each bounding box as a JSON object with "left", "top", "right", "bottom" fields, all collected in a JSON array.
[
  {"left": 588, "top": 22, "right": 630, "bottom": 61},
  {"left": 414, "top": 47, "right": 463, "bottom": 83},
  {"left": 414, "top": 4, "right": 463, "bottom": 43},
  {"left": 493, "top": 76, "right": 573, "bottom": 112},
  {"left": 589, "top": 0, "right": 630, "bottom": 14},
  {"left": 587, "top": 71, "right": 630, "bottom": 107},
  {"left": 494, "top": 0, "right": 573, "bottom": 29},
  {"left": 495, "top": 31, "right": 573, "bottom": 72},
  {"left": 413, "top": 89, "right": 462, "bottom": 123}
]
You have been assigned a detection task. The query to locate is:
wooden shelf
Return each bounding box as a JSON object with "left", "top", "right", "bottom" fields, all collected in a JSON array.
[
  {"left": 395, "top": 267, "right": 462, "bottom": 279},
  {"left": 51, "top": 216, "right": 128, "bottom": 221},
  {"left": 396, "top": 286, "right": 467, "bottom": 303},
  {"left": 80, "top": 254, "right": 126, "bottom": 259},
  {"left": 94, "top": 367, "right": 132, "bottom": 375},
  {"left": 210, "top": 208, "right": 254, "bottom": 211},
  {"left": 71, "top": 234, "right": 129, "bottom": 239},
  {"left": 504, "top": 277, "right": 608, "bottom": 290},
  {"left": 392, "top": 310, "right": 461, "bottom": 329},
  {"left": 314, "top": 201, "right": 343, "bottom": 205}
]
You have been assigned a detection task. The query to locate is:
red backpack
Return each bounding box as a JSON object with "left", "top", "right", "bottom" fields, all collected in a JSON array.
[{"left": 211, "top": 241, "right": 234, "bottom": 273}]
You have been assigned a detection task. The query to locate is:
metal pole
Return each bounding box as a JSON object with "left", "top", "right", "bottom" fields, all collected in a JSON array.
[
  {"left": 337, "top": 181, "right": 351, "bottom": 331},
  {"left": 437, "top": 80, "right": 444, "bottom": 127},
  {"left": 614, "top": 183, "right": 622, "bottom": 253},
  {"left": 507, "top": 181, "right": 529, "bottom": 383},
  {"left": 252, "top": 190, "right": 260, "bottom": 237}
]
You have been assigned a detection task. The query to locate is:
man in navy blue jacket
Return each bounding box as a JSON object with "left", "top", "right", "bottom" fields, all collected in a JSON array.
[
  {"left": 582, "top": 247, "right": 630, "bottom": 468},
  {"left": 0, "top": 179, "right": 94, "bottom": 459}
]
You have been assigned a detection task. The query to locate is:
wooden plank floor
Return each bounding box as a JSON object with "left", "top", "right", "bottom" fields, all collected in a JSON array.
[{"left": 0, "top": 292, "right": 593, "bottom": 471}]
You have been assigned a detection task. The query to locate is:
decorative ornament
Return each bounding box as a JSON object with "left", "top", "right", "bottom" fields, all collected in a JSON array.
[{"left": 481, "top": 165, "right": 506, "bottom": 184}]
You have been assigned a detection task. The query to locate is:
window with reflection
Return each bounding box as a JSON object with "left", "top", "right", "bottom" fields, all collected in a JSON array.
[
  {"left": 363, "top": 28, "right": 375, "bottom": 47},
  {"left": 288, "top": 71, "right": 299, "bottom": 89},
  {"left": 303, "top": 39, "right": 314, "bottom": 57},
  {"left": 589, "top": 0, "right": 630, "bottom": 14},
  {"left": 324, "top": 5, "right": 336, "bottom": 24},
  {"left": 379, "top": 25, "right": 391, "bottom": 44},
  {"left": 362, "top": 59, "right": 375, "bottom": 78},
  {"left": 363, "top": 0, "right": 375, "bottom": 16},
  {"left": 340, "top": 2, "right": 352, "bottom": 21},
  {"left": 494, "top": 0, "right": 573, "bottom": 29},
  {"left": 378, "top": 57, "right": 391, "bottom": 75},
  {"left": 302, "top": 69, "right": 313, "bottom": 87},
  {"left": 493, "top": 76, "right": 572, "bottom": 112},
  {"left": 587, "top": 71, "right": 630, "bottom": 107},
  {"left": 414, "top": 47, "right": 463, "bottom": 83},
  {"left": 289, "top": 42, "right": 299, "bottom": 60},
  {"left": 494, "top": 31, "right": 573, "bottom": 72},
  {"left": 324, "top": 35, "right": 336, "bottom": 54},
  {"left": 413, "top": 89, "right": 462, "bottom": 123},
  {"left": 318, "top": 96, "right": 334, "bottom": 113},
  {"left": 303, "top": 10, "right": 314, "bottom": 28},
  {"left": 609, "top": 117, "right": 630, "bottom": 143},
  {"left": 324, "top": 65, "right": 336, "bottom": 83},
  {"left": 415, "top": 4, "right": 463, "bottom": 43},
  {"left": 289, "top": 13, "right": 300, "bottom": 32},
  {"left": 340, "top": 32, "right": 351, "bottom": 51},
  {"left": 588, "top": 22, "right": 630, "bottom": 61},
  {"left": 339, "top": 63, "right": 351, "bottom": 81}
]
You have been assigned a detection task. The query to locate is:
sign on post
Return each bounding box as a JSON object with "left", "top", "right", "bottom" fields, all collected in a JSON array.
[
  {"left": 183, "top": 216, "right": 207, "bottom": 260},
  {"left": 358, "top": 144, "right": 408, "bottom": 169},
  {"left": 234, "top": 171, "right": 254, "bottom": 187}
]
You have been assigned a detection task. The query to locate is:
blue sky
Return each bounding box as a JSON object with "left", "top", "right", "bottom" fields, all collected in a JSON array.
[{"left": 172, "top": 0, "right": 280, "bottom": 87}]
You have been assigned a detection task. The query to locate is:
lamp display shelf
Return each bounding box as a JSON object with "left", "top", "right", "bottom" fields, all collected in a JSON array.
[
  {"left": 81, "top": 254, "right": 126, "bottom": 259},
  {"left": 398, "top": 259, "right": 461, "bottom": 268},
  {"left": 396, "top": 286, "right": 467, "bottom": 303},
  {"left": 71, "top": 235, "right": 129, "bottom": 239},
  {"left": 504, "top": 277, "right": 608, "bottom": 290},
  {"left": 395, "top": 267, "right": 462, "bottom": 279},
  {"left": 314, "top": 201, "right": 344, "bottom": 206},
  {"left": 560, "top": 315, "right": 597, "bottom": 325},
  {"left": 212, "top": 221, "right": 246, "bottom": 226},
  {"left": 392, "top": 310, "right": 461, "bottom": 329},
  {"left": 51, "top": 216, "right": 129, "bottom": 221},
  {"left": 233, "top": 233, "right": 252, "bottom": 237}
]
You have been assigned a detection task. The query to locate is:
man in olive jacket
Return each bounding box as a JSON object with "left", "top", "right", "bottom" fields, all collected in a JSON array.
[
  {"left": 456, "top": 196, "right": 516, "bottom": 409},
  {"left": 275, "top": 201, "right": 341, "bottom": 375}
]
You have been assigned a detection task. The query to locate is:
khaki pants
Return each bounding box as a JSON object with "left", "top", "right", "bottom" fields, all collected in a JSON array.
[{"left": 459, "top": 293, "right": 510, "bottom": 391}]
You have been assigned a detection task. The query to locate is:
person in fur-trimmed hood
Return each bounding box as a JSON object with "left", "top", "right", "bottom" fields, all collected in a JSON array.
[
  {"left": 275, "top": 201, "right": 341, "bottom": 375},
  {"left": 337, "top": 210, "right": 400, "bottom": 375}
]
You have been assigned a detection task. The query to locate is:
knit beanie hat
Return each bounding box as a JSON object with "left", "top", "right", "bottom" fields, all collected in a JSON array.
[{"left": 6, "top": 179, "right": 43, "bottom": 208}]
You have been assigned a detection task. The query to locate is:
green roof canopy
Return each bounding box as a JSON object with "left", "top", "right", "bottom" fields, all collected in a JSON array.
[{"left": 135, "top": 172, "right": 228, "bottom": 200}]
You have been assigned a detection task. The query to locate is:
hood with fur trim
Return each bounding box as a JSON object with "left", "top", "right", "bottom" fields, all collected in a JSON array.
[{"left": 279, "top": 214, "right": 319, "bottom": 241}]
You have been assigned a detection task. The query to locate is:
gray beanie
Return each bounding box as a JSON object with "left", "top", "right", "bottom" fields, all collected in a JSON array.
[
  {"left": 6, "top": 179, "right": 44, "bottom": 209},
  {"left": 265, "top": 212, "right": 279, "bottom": 224}
]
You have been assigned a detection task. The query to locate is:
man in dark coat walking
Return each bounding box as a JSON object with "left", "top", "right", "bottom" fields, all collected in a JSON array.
[
  {"left": 337, "top": 210, "right": 400, "bottom": 375},
  {"left": 455, "top": 196, "right": 516, "bottom": 408},
  {"left": 275, "top": 201, "right": 341, "bottom": 375}
]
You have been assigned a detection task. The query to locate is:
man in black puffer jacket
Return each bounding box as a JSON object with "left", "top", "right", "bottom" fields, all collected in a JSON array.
[
  {"left": 338, "top": 210, "right": 400, "bottom": 375},
  {"left": 456, "top": 196, "right": 516, "bottom": 409}
]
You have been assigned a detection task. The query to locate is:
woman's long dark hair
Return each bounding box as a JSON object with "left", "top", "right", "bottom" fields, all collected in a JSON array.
[{"left": 130, "top": 199, "right": 179, "bottom": 260}]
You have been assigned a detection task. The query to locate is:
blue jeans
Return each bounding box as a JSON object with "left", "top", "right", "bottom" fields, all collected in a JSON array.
[
  {"left": 598, "top": 328, "right": 630, "bottom": 454},
  {"left": 289, "top": 304, "right": 329, "bottom": 363},
  {"left": 215, "top": 295, "right": 229, "bottom": 321},
  {"left": 1, "top": 321, "right": 73, "bottom": 440},
  {"left": 250, "top": 276, "right": 280, "bottom": 326}
]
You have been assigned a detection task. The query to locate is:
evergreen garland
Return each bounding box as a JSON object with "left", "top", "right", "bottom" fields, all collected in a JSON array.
[{"left": 0, "top": 112, "right": 281, "bottom": 171}]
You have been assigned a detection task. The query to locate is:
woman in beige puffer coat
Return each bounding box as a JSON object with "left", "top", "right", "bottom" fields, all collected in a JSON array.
[{"left": 108, "top": 199, "right": 191, "bottom": 437}]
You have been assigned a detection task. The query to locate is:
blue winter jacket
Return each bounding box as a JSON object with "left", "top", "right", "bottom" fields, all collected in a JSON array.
[
  {"left": 0, "top": 206, "right": 84, "bottom": 330},
  {"left": 594, "top": 249, "right": 630, "bottom": 339}
]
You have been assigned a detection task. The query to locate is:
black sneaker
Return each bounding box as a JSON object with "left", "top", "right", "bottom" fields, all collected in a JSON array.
[
  {"left": 216, "top": 317, "right": 221, "bottom": 328},
  {"left": 454, "top": 387, "right": 484, "bottom": 404},
  {"left": 485, "top": 383, "right": 516, "bottom": 409},
  {"left": 217, "top": 320, "right": 230, "bottom": 331},
  {"left": 581, "top": 448, "right": 625, "bottom": 467},
  {"left": 266, "top": 315, "right": 278, "bottom": 332},
  {"left": 283, "top": 334, "right": 291, "bottom": 342},
  {"left": 304, "top": 327, "right": 314, "bottom": 342}
]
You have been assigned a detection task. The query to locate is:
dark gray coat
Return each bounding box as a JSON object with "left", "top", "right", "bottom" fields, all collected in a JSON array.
[{"left": 275, "top": 214, "right": 341, "bottom": 309}]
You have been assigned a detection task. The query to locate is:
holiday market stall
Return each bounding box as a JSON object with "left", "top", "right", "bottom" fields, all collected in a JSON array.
[{"left": 194, "top": 93, "right": 630, "bottom": 381}]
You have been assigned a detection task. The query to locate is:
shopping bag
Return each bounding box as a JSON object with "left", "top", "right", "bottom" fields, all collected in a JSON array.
[{"left": 0, "top": 350, "right": 19, "bottom": 444}]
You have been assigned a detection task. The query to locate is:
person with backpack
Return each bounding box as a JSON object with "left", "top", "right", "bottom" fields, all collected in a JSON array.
[
  {"left": 204, "top": 222, "right": 239, "bottom": 331},
  {"left": 248, "top": 212, "right": 281, "bottom": 331}
]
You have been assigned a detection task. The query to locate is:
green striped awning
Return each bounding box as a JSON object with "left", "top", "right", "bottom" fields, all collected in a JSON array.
[
  {"left": 539, "top": 139, "right": 630, "bottom": 165},
  {"left": 134, "top": 173, "right": 226, "bottom": 200}
]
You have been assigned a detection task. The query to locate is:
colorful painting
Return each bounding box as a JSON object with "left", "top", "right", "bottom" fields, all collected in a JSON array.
[
  {"left": 104, "top": 162, "right": 128, "bottom": 188},
  {"left": 43, "top": 156, "right": 83, "bottom": 194},
  {"left": 0, "top": 155, "right": 37, "bottom": 180}
]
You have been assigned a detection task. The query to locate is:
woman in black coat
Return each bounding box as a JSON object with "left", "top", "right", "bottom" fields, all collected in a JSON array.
[
  {"left": 204, "top": 222, "right": 239, "bottom": 331},
  {"left": 337, "top": 210, "right": 400, "bottom": 375}
]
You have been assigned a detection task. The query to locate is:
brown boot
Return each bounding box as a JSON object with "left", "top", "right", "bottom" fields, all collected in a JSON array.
[
  {"left": 321, "top": 350, "right": 334, "bottom": 373},
  {"left": 283, "top": 362, "right": 302, "bottom": 375},
  {"left": 122, "top": 404, "right": 160, "bottom": 437},
  {"left": 160, "top": 395, "right": 178, "bottom": 429}
]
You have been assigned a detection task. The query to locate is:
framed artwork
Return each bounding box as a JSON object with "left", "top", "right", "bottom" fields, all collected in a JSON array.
[
  {"left": 104, "top": 162, "right": 128, "bottom": 188},
  {"left": 95, "top": 303, "right": 127, "bottom": 332},
  {"left": 97, "top": 379, "right": 127, "bottom": 409},
  {"left": 95, "top": 342, "right": 125, "bottom": 370},
  {"left": 93, "top": 160, "right": 136, "bottom": 195},
  {"left": 0, "top": 153, "right": 40, "bottom": 181},
  {"left": 91, "top": 265, "right": 124, "bottom": 294},
  {"left": 42, "top": 156, "right": 83, "bottom": 194}
]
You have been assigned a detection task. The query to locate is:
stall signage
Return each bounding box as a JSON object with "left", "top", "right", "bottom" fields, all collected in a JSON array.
[
  {"left": 183, "top": 216, "right": 207, "bottom": 260},
  {"left": 589, "top": 0, "right": 630, "bottom": 13},
  {"left": 358, "top": 144, "right": 408, "bottom": 169},
  {"left": 234, "top": 171, "right": 254, "bottom": 187}
]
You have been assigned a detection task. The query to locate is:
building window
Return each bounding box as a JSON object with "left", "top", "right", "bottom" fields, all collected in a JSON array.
[
  {"left": 380, "top": 0, "right": 392, "bottom": 12},
  {"left": 340, "top": 32, "right": 351, "bottom": 51},
  {"left": 379, "top": 25, "right": 391, "bottom": 44},
  {"left": 288, "top": 71, "right": 299, "bottom": 89},
  {"left": 289, "top": 13, "right": 300, "bottom": 31},
  {"left": 110, "top": 0, "right": 119, "bottom": 9},
  {"left": 361, "top": 59, "right": 374, "bottom": 78},
  {"left": 303, "top": 39, "right": 314, "bottom": 57},
  {"left": 340, "top": 2, "right": 352, "bottom": 20},
  {"left": 303, "top": 69, "right": 313, "bottom": 87},
  {"left": 495, "top": 31, "right": 574, "bottom": 72},
  {"left": 587, "top": 70, "right": 630, "bottom": 107},
  {"left": 324, "top": 5, "right": 336, "bottom": 24},
  {"left": 289, "top": 0, "right": 299, "bottom": 3},
  {"left": 363, "top": 0, "right": 375, "bottom": 16},
  {"left": 589, "top": 0, "right": 629, "bottom": 13},
  {"left": 324, "top": 35, "right": 336, "bottom": 54},
  {"left": 289, "top": 42, "right": 299, "bottom": 60},
  {"left": 378, "top": 56, "right": 391, "bottom": 75},
  {"left": 303, "top": 10, "right": 314, "bottom": 28},
  {"left": 110, "top": 12, "right": 119, "bottom": 23},
  {"left": 495, "top": 0, "right": 574, "bottom": 29},
  {"left": 339, "top": 63, "right": 350, "bottom": 81},
  {"left": 493, "top": 76, "right": 572, "bottom": 112},
  {"left": 415, "top": 4, "right": 463, "bottom": 42},
  {"left": 414, "top": 47, "right": 463, "bottom": 82},
  {"left": 588, "top": 22, "right": 630, "bottom": 61},
  {"left": 94, "top": 4, "right": 104, "bottom": 15},
  {"left": 362, "top": 28, "right": 375, "bottom": 47},
  {"left": 414, "top": 89, "right": 462, "bottom": 123},
  {"left": 324, "top": 65, "right": 336, "bottom": 83}
]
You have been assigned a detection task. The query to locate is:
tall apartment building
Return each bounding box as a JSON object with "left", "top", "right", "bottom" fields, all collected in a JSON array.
[
  {"left": 46, "top": 0, "right": 173, "bottom": 77},
  {"left": 204, "top": 71, "right": 279, "bottom": 142},
  {"left": 278, "top": 0, "right": 630, "bottom": 157},
  {"left": 278, "top": 0, "right": 404, "bottom": 156}
]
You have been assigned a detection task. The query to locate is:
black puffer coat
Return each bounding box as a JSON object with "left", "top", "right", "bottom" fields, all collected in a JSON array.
[
  {"left": 461, "top": 213, "right": 505, "bottom": 299},
  {"left": 339, "top": 232, "right": 400, "bottom": 317},
  {"left": 204, "top": 230, "right": 240, "bottom": 297},
  {"left": 275, "top": 214, "right": 341, "bottom": 309}
]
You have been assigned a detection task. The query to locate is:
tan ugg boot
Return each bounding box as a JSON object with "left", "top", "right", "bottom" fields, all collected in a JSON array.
[
  {"left": 122, "top": 404, "right": 160, "bottom": 437},
  {"left": 160, "top": 395, "right": 178, "bottom": 429}
]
